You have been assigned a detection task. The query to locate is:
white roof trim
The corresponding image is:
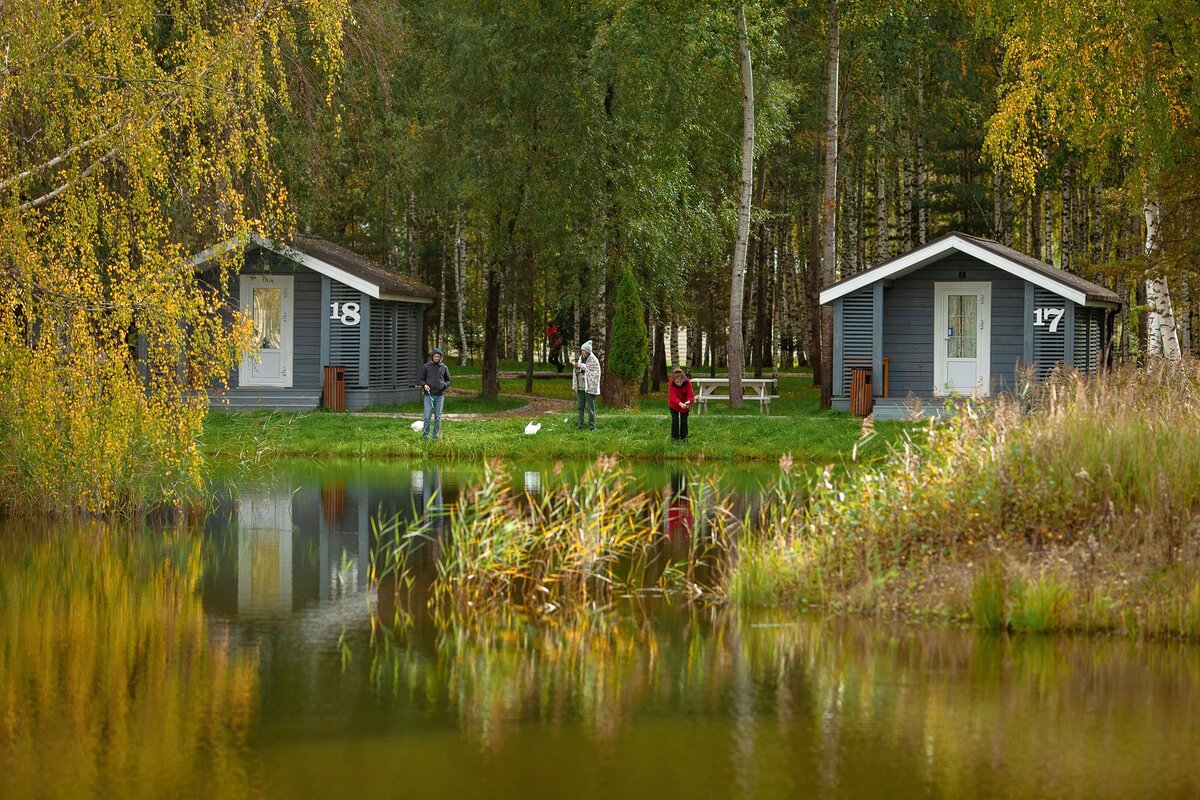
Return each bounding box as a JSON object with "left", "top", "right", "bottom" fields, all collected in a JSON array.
[
  {"left": 819, "top": 235, "right": 1088, "bottom": 306},
  {"left": 187, "top": 234, "right": 250, "bottom": 268},
  {"left": 250, "top": 234, "right": 384, "bottom": 299},
  {"left": 193, "top": 233, "right": 436, "bottom": 304}
]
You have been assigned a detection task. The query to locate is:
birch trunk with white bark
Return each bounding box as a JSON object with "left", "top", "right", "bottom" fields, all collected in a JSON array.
[
  {"left": 915, "top": 63, "right": 927, "bottom": 245},
  {"left": 1144, "top": 197, "right": 1181, "bottom": 362},
  {"left": 728, "top": 3, "right": 755, "bottom": 408},
  {"left": 1042, "top": 192, "right": 1053, "bottom": 263},
  {"left": 1061, "top": 167, "right": 1072, "bottom": 270},
  {"left": 875, "top": 144, "right": 889, "bottom": 264},
  {"left": 438, "top": 236, "right": 446, "bottom": 348},
  {"left": 902, "top": 156, "right": 914, "bottom": 250},
  {"left": 992, "top": 169, "right": 1010, "bottom": 246},
  {"left": 819, "top": 0, "right": 839, "bottom": 409},
  {"left": 454, "top": 215, "right": 468, "bottom": 365}
]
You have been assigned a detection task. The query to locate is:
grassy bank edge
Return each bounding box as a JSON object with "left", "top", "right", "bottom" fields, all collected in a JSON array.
[{"left": 728, "top": 365, "right": 1200, "bottom": 642}]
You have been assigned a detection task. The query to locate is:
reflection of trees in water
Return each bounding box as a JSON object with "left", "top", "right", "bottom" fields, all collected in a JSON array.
[
  {"left": 367, "top": 613, "right": 1200, "bottom": 797},
  {"left": 0, "top": 525, "right": 259, "bottom": 799}
]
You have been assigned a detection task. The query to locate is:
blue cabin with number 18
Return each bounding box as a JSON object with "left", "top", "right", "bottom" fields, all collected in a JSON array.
[{"left": 191, "top": 233, "right": 437, "bottom": 411}]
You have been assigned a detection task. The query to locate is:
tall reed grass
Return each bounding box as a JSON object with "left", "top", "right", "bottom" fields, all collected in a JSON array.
[
  {"left": 743, "top": 363, "right": 1200, "bottom": 638},
  {"left": 373, "top": 458, "right": 740, "bottom": 626}
]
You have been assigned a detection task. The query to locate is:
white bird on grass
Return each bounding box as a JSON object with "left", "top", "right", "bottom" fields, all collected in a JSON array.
[
  {"left": 410, "top": 420, "right": 424, "bottom": 432},
  {"left": 525, "top": 421, "right": 542, "bottom": 435}
]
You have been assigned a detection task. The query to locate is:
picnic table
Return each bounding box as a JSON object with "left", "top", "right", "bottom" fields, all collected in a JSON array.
[{"left": 690, "top": 377, "right": 779, "bottom": 415}]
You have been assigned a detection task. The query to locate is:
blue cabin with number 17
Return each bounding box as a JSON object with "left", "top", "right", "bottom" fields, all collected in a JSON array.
[{"left": 819, "top": 232, "right": 1120, "bottom": 418}]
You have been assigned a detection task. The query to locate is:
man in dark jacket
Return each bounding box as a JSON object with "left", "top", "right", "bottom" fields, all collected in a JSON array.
[{"left": 419, "top": 347, "right": 451, "bottom": 441}]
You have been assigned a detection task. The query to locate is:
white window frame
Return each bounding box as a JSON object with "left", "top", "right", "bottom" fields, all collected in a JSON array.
[{"left": 933, "top": 281, "right": 991, "bottom": 397}]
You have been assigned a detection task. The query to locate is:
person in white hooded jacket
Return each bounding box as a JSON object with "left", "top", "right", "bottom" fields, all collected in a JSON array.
[{"left": 571, "top": 340, "right": 601, "bottom": 430}]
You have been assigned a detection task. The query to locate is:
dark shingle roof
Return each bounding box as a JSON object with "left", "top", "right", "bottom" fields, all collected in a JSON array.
[
  {"left": 192, "top": 232, "right": 437, "bottom": 301},
  {"left": 822, "top": 231, "right": 1120, "bottom": 306},
  {"left": 952, "top": 232, "right": 1120, "bottom": 305},
  {"left": 283, "top": 234, "right": 437, "bottom": 300}
]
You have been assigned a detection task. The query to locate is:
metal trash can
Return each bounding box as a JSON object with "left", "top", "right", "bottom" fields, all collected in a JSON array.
[
  {"left": 323, "top": 365, "right": 346, "bottom": 412},
  {"left": 849, "top": 367, "right": 873, "bottom": 416}
]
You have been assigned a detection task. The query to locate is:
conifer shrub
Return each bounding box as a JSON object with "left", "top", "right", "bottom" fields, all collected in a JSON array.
[{"left": 607, "top": 267, "right": 649, "bottom": 406}]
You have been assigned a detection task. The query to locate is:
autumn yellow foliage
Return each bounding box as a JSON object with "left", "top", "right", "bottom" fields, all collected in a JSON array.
[{"left": 0, "top": 0, "right": 348, "bottom": 514}]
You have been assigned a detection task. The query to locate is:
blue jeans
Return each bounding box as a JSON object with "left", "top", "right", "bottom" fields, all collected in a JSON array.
[{"left": 423, "top": 393, "right": 444, "bottom": 440}]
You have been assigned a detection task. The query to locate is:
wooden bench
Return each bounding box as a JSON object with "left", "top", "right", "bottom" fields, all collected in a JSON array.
[{"left": 690, "top": 377, "right": 780, "bottom": 415}]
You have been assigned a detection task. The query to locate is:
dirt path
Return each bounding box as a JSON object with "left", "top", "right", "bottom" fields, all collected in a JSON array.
[{"left": 354, "top": 391, "right": 573, "bottom": 421}]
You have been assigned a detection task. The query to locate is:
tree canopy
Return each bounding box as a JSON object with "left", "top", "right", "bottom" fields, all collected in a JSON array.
[
  {"left": 0, "top": 0, "right": 348, "bottom": 513},
  {"left": 4, "top": 0, "right": 1200, "bottom": 511}
]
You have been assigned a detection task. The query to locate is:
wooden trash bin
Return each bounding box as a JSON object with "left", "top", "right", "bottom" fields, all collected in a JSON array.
[
  {"left": 323, "top": 365, "right": 346, "bottom": 412},
  {"left": 849, "top": 367, "right": 873, "bottom": 416}
]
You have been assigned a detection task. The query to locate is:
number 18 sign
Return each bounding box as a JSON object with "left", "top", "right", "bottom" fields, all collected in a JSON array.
[{"left": 330, "top": 301, "right": 361, "bottom": 326}]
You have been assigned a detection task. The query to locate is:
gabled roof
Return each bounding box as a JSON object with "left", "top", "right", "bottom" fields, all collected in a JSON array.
[
  {"left": 191, "top": 232, "right": 437, "bottom": 304},
  {"left": 818, "top": 232, "right": 1120, "bottom": 308}
]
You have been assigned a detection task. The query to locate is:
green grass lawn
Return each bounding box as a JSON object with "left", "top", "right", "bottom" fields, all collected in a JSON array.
[
  {"left": 202, "top": 401, "right": 907, "bottom": 466},
  {"left": 361, "top": 395, "right": 527, "bottom": 415},
  {"left": 452, "top": 375, "right": 577, "bottom": 401},
  {"left": 202, "top": 367, "right": 904, "bottom": 466}
]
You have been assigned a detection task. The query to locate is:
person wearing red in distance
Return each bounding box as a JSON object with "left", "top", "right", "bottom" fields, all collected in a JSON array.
[{"left": 667, "top": 367, "right": 694, "bottom": 442}]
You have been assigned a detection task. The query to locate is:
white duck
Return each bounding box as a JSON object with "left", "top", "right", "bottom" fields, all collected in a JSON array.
[
  {"left": 524, "top": 421, "right": 542, "bottom": 435},
  {"left": 410, "top": 420, "right": 424, "bottom": 432}
]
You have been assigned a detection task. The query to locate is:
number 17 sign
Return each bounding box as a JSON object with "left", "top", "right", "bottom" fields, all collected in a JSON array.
[{"left": 1034, "top": 307, "right": 1064, "bottom": 333}]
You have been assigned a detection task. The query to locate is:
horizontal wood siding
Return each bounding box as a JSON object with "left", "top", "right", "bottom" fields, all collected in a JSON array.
[
  {"left": 1073, "top": 305, "right": 1104, "bottom": 374},
  {"left": 289, "top": 269, "right": 323, "bottom": 389},
  {"left": 400, "top": 304, "right": 422, "bottom": 388},
  {"left": 208, "top": 250, "right": 322, "bottom": 390},
  {"left": 202, "top": 248, "right": 431, "bottom": 410},
  {"left": 1032, "top": 286, "right": 1067, "bottom": 379},
  {"left": 329, "top": 282, "right": 364, "bottom": 387},
  {"left": 882, "top": 255, "right": 1025, "bottom": 395},
  {"left": 368, "top": 301, "right": 422, "bottom": 391},
  {"left": 840, "top": 288, "right": 875, "bottom": 396}
]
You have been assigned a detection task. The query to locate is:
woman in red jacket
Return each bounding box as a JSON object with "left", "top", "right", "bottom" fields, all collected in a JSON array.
[{"left": 668, "top": 367, "right": 694, "bottom": 442}]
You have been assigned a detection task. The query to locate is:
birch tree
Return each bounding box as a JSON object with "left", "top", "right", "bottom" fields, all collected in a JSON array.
[
  {"left": 819, "top": 0, "right": 840, "bottom": 409},
  {"left": 455, "top": 215, "right": 469, "bottom": 365},
  {"left": 980, "top": 0, "right": 1194, "bottom": 363},
  {"left": 0, "top": 0, "right": 348, "bottom": 513},
  {"left": 728, "top": 3, "right": 756, "bottom": 408},
  {"left": 1144, "top": 197, "right": 1182, "bottom": 360}
]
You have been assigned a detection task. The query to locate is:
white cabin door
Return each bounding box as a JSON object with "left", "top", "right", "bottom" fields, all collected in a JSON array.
[
  {"left": 239, "top": 274, "right": 294, "bottom": 387},
  {"left": 934, "top": 282, "right": 990, "bottom": 396}
]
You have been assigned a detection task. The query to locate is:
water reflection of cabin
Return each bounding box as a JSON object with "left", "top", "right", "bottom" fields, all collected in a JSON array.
[
  {"left": 203, "top": 469, "right": 455, "bottom": 618},
  {"left": 192, "top": 233, "right": 437, "bottom": 411},
  {"left": 819, "top": 232, "right": 1120, "bottom": 419}
]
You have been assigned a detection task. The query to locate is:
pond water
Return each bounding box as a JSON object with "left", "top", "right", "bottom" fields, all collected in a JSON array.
[{"left": 2, "top": 460, "right": 1200, "bottom": 800}]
